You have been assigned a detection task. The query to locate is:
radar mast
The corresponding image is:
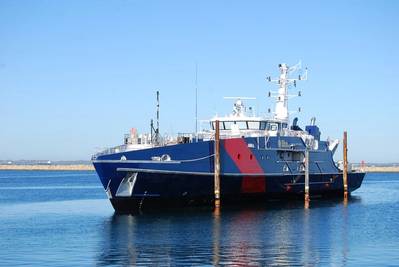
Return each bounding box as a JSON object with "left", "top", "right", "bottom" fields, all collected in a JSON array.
[{"left": 267, "top": 62, "right": 307, "bottom": 123}]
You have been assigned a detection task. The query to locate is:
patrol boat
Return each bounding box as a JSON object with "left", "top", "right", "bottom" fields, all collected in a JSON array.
[{"left": 92, "top": 63, "right": 365, "bottom": 212}]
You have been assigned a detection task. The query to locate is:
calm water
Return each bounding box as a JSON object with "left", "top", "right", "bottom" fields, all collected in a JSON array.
[{"left": 0, "top": 171, "right": 399, "bottom": 266}]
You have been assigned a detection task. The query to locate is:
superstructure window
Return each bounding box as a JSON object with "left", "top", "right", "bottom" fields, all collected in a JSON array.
[
  {"left": 211, "top": 121, "right": 223, "bottom": 130},
  {"left": 269, "top": 123, "right": 278, "bottom": 131},
  {"left": 223, "top": 121, "right": 232, "bottom": 130},
  {"left": 236, "top": 121, "right": 248, "bottom": 129},
  {"left": 260, "top": 121, "right": 267, "bottom": 130},
  {"left": 247, "top": 121, "right": 259, "bottom": 130}
]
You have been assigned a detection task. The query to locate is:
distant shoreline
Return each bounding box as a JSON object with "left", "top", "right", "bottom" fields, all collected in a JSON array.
[
  {"left": 0, "top": 164, "right": 94, "bottom": 171},
  {"left": 0, "top": 164, "right": 398, "bottom": 173},
  {"left": 353, "top": 166, "right": 399, "bottom": 173}
]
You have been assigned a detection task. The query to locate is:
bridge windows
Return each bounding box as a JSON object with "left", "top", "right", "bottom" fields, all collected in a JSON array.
[
  {"left": 211, "top": 121, "right": 271, "bottom": 131},
  {"left": 210, "top": 120, "right": 287, "bottom": 133}
]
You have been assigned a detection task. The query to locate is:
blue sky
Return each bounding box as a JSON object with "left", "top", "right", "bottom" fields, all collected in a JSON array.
[{"left": 0, "top": 0, "right": 398, "bottom": 162}]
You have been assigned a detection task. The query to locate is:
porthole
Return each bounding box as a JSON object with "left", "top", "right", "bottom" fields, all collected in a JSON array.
[
  {"left": 250, "top": 154, "right": 253, "bottom": 160},
  {"left": 237, "top": 154, "right": 241, "bottom": 160}
]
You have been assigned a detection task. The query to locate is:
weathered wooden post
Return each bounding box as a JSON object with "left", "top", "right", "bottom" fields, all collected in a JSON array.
[
  {"left": 214, "top": 120, "right": 221, "bottom": 208},
  {"left": 343, "top": 131, "right": 348, "bottom": 199},
  {"left": 304, "top": 148, "right": 310, "bottom": 207}
]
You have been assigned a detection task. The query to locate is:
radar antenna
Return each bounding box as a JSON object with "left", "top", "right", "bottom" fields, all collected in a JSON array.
[{"left": 224, "top": 97, "right": 256, "bottom": 117}]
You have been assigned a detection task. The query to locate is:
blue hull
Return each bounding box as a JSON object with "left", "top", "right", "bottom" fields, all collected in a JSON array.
[{"left": 92, "top": 137, "right": 365, "bottom": 213}]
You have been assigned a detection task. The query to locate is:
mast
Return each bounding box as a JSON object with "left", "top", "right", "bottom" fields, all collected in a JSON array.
[
  {"left": 275, "top": 64, "right": 289, "bottom": 121},
  {"left": 267, "top": 63, "right": 307, "bottom": 123},
  {"left": 150, "top": 119, "right": 153, "bottom": 143},
  {"left": 156, "top": 90, "right": 160, "bottom": 145},
  {"left": 195, "top": 63, "right": 198, "bottom": 136}
]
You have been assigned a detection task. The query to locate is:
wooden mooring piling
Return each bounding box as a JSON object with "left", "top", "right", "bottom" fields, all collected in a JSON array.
[
  {"left": 343, "top": 131, "right": 348, "bottom": 199},
  {"left": 304, "top": 148, "right": 310, "bottom": 208},
  {"left": 214, "top": 120, "right": 221, "bottom": 209}
]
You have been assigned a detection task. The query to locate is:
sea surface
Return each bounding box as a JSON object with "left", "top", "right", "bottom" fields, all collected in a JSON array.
[{"left": 0, "top": 171, "right": 398, "bottom": 266}]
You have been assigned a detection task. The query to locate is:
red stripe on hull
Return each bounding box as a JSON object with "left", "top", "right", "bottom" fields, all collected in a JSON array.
[{"left": 223, "top": 138, "right": 266, "bottom": 193}]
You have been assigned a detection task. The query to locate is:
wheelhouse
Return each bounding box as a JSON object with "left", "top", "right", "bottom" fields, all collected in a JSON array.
[
  {"left": 209, "top": 118, "right": 289, "bottom": 137},
  {"left": 211, "top": 120, "right": 288, "bottom": 131}
]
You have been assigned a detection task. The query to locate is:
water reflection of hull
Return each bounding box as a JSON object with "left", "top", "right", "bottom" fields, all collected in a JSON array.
[
  {"left": 96, "top": 197, "right": 361, "bottom": 266},
  {"left": 105, "top": 172, "right": 364, "bottom": 213}
]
